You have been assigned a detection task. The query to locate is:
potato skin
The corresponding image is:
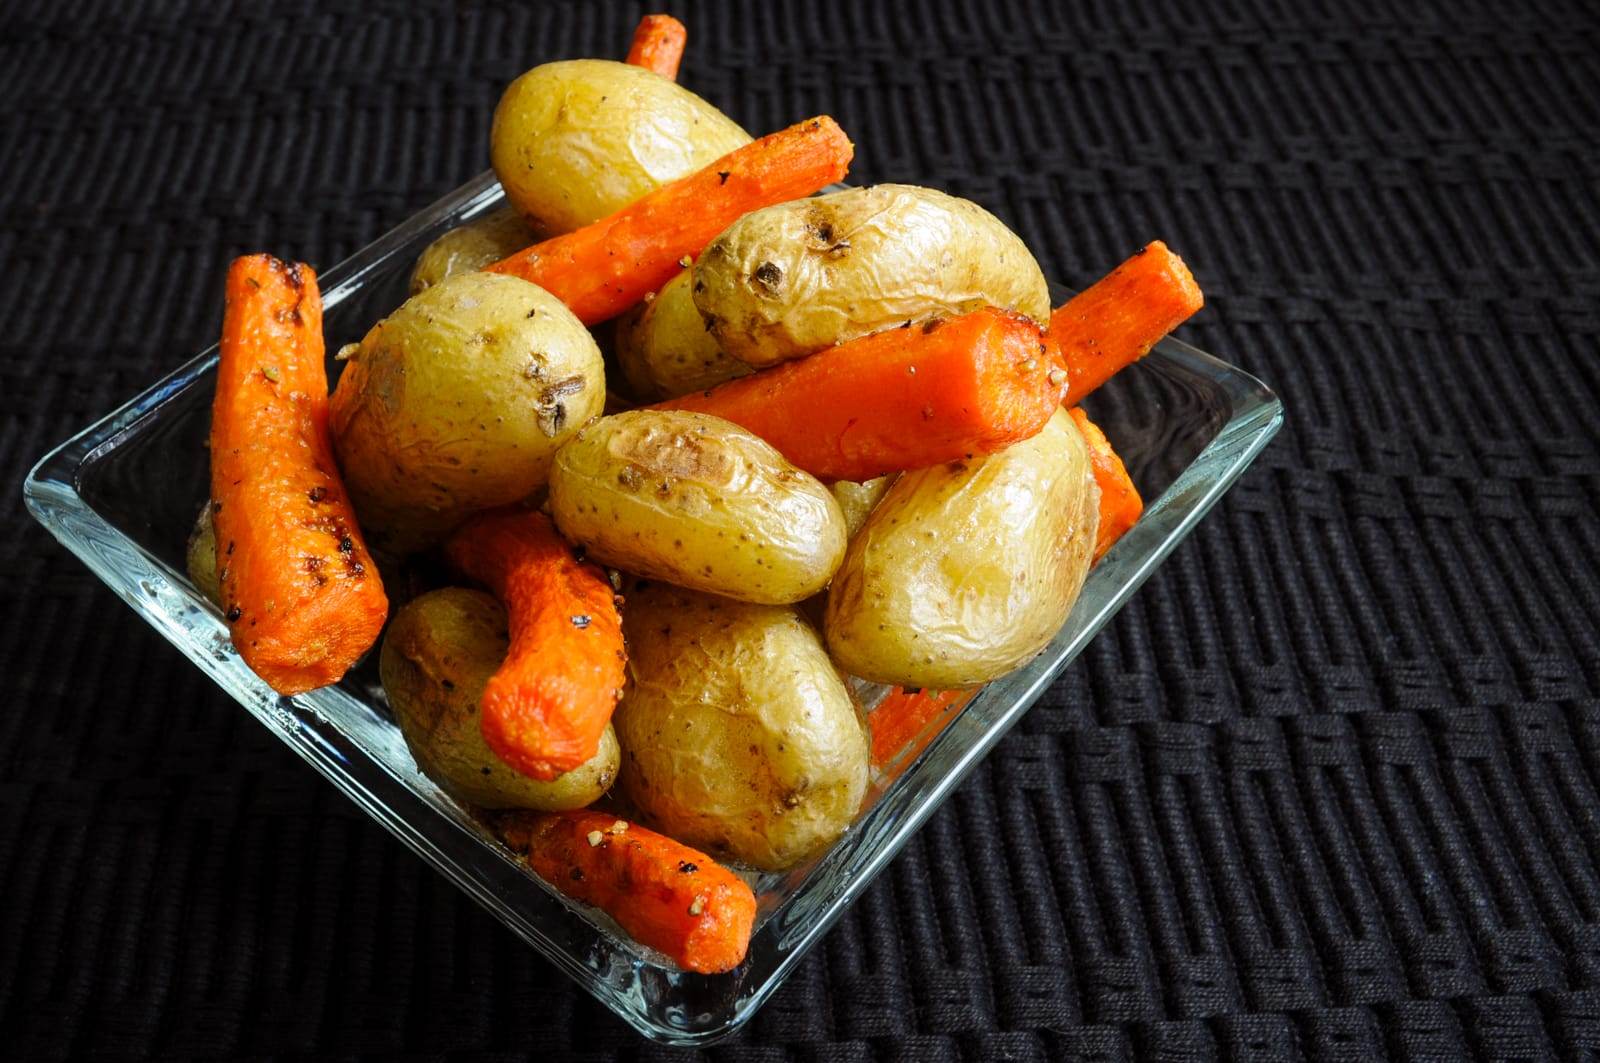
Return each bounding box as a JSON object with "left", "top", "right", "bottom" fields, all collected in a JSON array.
[
  {"left": 824, "top": 408, "right": 1098, "bottom": 688},
  {"left": 693, "top": 184, "right": 1052, "bottom": 367},
  {"left": 548, "top": 410, "right": 846, "bottom": 604},
  {"left": 830, "top": 476, "right": 892, "bottom": 539},
  {"left": 185, "top": 501, "right": 221, "bottom": 604},
  {"left": 615, "top": 583, "right": 868, "bottom": 871},
  {"left": 491, "top": 59, "right": 751, "bottom": 236},
  {"left": 380, "top": 588, "right": 619, "bottom": 810},
  {"left": 409, "top": 207, "right": 536, "bottom": 295},
  {"left": 329, "top": 271, "right": 606, "bottom": 554},
  {"left": 614, "top": 269, "right": 750, "bottom": 400}
]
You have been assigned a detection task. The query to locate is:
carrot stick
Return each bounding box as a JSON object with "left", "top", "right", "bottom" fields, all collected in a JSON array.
[
  {"left": 1067, "top": 408, "right": 1143, "bottom": 561},
  {"left": 655, "top": 306, "right": 1064, "bottom": 481},
  {"left": 1050, "top": 240, "right": 1204, "bottom": 406},
  {"left": 210, "top": 255, "right": 388, "bottom": 696},
  {"left": 502, "top": 811, "right": 757, "bottom": 974},
  {"left": 444, "top": 510, "right": 626, "bottom": 780},
  {"left": 870, "top": 688, "right": 968, "bottom": 769},
  {"left": 487, "top": 116, "right": 853, "bottom": 324},
  {"left": 625, "top": 14, "right": 687, "bottom": 79}
]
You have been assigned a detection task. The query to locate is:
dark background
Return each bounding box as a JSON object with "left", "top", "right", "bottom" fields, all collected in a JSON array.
[{"left": 4, "top": 0, "right": 1599, "bottom": 1058}]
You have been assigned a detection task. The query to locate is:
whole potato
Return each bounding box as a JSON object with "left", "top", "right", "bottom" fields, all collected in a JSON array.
[
  {"left": 824, "top": 408, "right": 1098, "bottom": 688},
  {"left": 694, "top": 184, "right": 1052, "bottom": 367},
  {"left": 185, "top": 501, "right": 221, "bottom": 604},
  {"left": 616, "top": 583, "right": 868, "bottom": 871},
  {"left": 830, "top": 476, "right": 892, "bottom": 539},
  {"left": 380, "top": 588, "right": 619, "bottom": 810},
  {"left": 409, "top": 207, "right": 536, "bottom": 295},
  {"left": 329, "top": 271, "right": 605, "bottom": 554},
  {"left": 614, "top": 269, "right": 750, "bottom": 400},
  {"left": 548, "top": 410, "right": 846, "bottom": 604},
  {"left": 491, "top": 59, "right": 751, "bottom": 235}
]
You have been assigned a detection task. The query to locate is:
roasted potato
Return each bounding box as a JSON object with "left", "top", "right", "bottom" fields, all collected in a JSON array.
[
  {"left": 491, "top": 59, "right": 751, "bottom": 236},
  {"left": 614, "top": 269, "right": 750, "bottom": 400},
  {"left": 409, "top": 206, "right": 536, "bottom": 295},
  {"left": 548, "top": 410, "right": 846, "bottom": 604},
  {"left": 830, "top": 476, "right": 892, "bottom": 539},
  {"left": 380, "top": 588, "right": 619, "bottom": 810},
  {"left": 824, "top": 408, "right": 1098, "bottom": 688},
  {"left": 693, "top": 184, "right": 1052, "bottom": 367},
  {"left": 185, "top": 501, "right": 221, "bottom": 604},
  {"left": 615, "top": 583, "right": 868, "bottom": 870},
  {"left": 329, "top": 271, "right": 605, "bottom": 554}
]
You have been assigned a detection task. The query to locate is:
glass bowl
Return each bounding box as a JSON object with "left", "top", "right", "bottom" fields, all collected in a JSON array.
[{"left": 23, "top": 170, "right": 1282, "bottom": 1045}]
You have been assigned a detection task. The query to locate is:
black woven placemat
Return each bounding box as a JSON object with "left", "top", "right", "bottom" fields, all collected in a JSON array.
[{"left": 3, "top": 0, "right": 1599, "bottom": 1058}]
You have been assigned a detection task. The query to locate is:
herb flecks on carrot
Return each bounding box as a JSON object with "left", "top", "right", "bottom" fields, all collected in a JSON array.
[
  {"left": 502, "top": 810, "right": 757, "bottom": 974},
  {"left": 870, "top": 688, "right": 968, "bottom": 769},
  {"left": 1068, "top": 408, "right": 1142, "bottom": 561},
  {"left": 626, "top": 14, "right": 687, "bottom": 79},
  {"left": 487, "top": 116, "right": 853, "bottom": 325},
  {"left": 210, "top": 254, "right": 387, "bottom": 696},
  {"left": 445, "top": 510, "right": 625, "bottom": 780},
  {"left": 1050, "top": 240, "right": 1204, "bottom": 406},
  {"left": 656, "top": 306, "right": 1063, "bottom": 481}
]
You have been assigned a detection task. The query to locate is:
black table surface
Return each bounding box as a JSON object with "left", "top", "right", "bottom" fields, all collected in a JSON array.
[{"left": 4, "top": 0, "right": 1599, "bottom": 1058}]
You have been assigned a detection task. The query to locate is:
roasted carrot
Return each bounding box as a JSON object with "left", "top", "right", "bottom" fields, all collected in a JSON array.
[
  {"left": 444, "top": 510, "right": 626, "bottom": 780},
  {"left": 656, "top": 306, "right": 1064, "bottom": 481},
  {"left": 502, "top": 811, "right": 757, "bottom": 974},
  {"left": 1050, "top": 240, "right": 1204, "bottom": 406},
  {"left": 1068, "top": 408, "right": 1143, "bottom": 561},
  {"left": 209, "top": 255, "right": 388, "bottom": 696},
  {"left": 870, "top": 688, "right": 968, "bottom": 769},
  {"left": 626, "top": 13, "right": 687, "bottom": 79},
  {"left": 487, "top": 116, "right": 853, "bottom": 324}
]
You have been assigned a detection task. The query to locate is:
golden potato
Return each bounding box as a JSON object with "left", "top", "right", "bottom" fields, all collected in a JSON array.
[
  {"left": 408, "top": 206, "right": 536, "bottom": 295},
  {"left": 491, "top": 59, "right": 751, "bottom": 235},
  {"left": 548, "top": 410, "right": 846, "bottom": 604},
  {"left": 614, "top": 269, "right": 750, "bottom": 400},
  {"left": 329, "top": 271, "right": 605, "bottom": 554},
  {"left": 693, "top": 184, "right": 1052, "bottom": 367},
  {"left": 616, "top": 583, "right": 868, "bottom": 870},
  {"left": 380, "top": 588, "right": 619, "bottom": 810},
  {"left": 185, "top": 501, "right": 220, "bottom": 604},
  {"left": 824, "top": 408, "right": 1098, "bottom": 688},
  {"left": 830, "top": 476, "right": 892, "bottom": 539}
]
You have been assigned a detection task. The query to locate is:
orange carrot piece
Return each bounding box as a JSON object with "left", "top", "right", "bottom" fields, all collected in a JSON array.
[
  {"left": 625, "top": 14, "right": 687, "bottom": 79},
  {"left": 870, "top": 688, "right": 967, "bottom": 769},
  {"left": 1050, "top": 240, "right": 1204, "bottom": 406},
  {"left": 444, "top": 510, "right": 626, "bottom": 780},
  {"left": 656, "top": 307, "right": 1064, "bottom": 481},
  {"left": 1068, "top": 408, "right": 1143, "bottom": 561},
  {"left": 505, "top": 811, "right": 757, "bottom": 974},
  {"left": 487, "top": 116, "right": 853, "bottom": 324},
  {"left": 210, "top": 255, "right": 388, "bottom": 696}
]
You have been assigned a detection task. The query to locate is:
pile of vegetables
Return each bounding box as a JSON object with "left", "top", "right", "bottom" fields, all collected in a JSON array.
[{"left": 191, "top": 14, "right": 1202, "bottom": 974}]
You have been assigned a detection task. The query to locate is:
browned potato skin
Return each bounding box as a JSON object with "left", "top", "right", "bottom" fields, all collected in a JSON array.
[
  {"left": 615, "top": 583, "right": 868, "bottom": 871},
  {"left": 380, "top": 588, "right": 620, "bottom": 810},
  {"left": 693, "top": 184, "right": 1052, "bottom": 367},
  {"left": 548, "top": 410, "right": 847, "bottom": 604},
  {"left": 491, "top": 59, "right": 751, "bottom": 236},
  {"left": 408, "top": 206, "right": 537, "bottom": 295},
  {"left": 824, "top": 408, "right": 1098, "bottom": 688},
  {"left": 614, "top": 269, "right": 750, "bottom": 400}
]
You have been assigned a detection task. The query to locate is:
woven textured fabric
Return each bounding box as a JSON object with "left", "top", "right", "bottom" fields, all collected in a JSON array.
[{"left": 3, "top": 0, "right": 1599, "bottom": 1058}]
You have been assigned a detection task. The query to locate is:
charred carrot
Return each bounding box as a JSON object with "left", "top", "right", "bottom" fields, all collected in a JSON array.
[
  {"left": 1068, "top": 408, "right": 1143, "bottom": 561},
  {"left": 656, "top": 306, "right": 1064, "bottom": 481},
  {"left": 210, "top": 255, "right": 387, "bottom": 696},
  {"left": 1050, "top": 240, "right": 1204, "bottom": 406},
  {"left": 626, "top": 14, "right": 687, "bottom": 79},
  {"left": 487, "top": 116, "right": 853, "bottom": 324},
  {"left": 870, "top": 688, "right": 968, "bottom": 769},
  {"left": 444, "top": 510, "right": 625, "bottom": 780},
  {"left": 503, "top": 811, "right": 757, "bottom": 974}
]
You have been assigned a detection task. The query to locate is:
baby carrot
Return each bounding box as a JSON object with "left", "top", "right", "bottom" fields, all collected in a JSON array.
[
  {"left": 1050, "top": 240, "right": 1204, "bottom": 406},
  {"left": 656, "top": 306, "right": 1064, "bottom": 482},
  {"left": 209, "top": 254, "right": 387, "bottom": 696},
  {"left": 487, "top": 116, "right": 853, "bottom": 324},
  {"left": 444, "top": 510, "right": 626, "bottom": 780},
  {"left": 503, "top": 810, "right": 757, "bottom": 974},
  {"left": 625, "top": 14, "right": 687, "bottom": 79},
  {"left": 1067, "top": 408, "right": 1143, "bottom": 560}
]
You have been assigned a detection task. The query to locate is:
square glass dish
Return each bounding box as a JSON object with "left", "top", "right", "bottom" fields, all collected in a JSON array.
[{"left": 24, "top": 170, "right": 1282, "bottom": 1045}]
